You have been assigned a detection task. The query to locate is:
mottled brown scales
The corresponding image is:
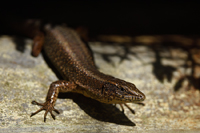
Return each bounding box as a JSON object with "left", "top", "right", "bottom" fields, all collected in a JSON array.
[{"left": 30, "top": 25, "right": 146, "bottom": 122}]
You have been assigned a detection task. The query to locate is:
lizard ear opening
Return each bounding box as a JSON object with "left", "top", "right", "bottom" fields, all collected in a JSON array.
[{"left": 101, "top": 83, "right": 118, "bottom": 95}]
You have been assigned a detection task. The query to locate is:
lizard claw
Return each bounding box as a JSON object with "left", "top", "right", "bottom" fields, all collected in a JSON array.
[{"left": 30, "top": 100, "right": 60, "bottom": 122}]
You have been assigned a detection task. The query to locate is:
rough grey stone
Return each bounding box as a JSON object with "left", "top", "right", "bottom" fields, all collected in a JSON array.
[{"left": 0, "top": 35, "right": 199, "bottom": 132}]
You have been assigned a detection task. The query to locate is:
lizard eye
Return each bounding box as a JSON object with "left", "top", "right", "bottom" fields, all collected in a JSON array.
[{"left": 120, "top": 87, "right": 125, "bottom": 91}]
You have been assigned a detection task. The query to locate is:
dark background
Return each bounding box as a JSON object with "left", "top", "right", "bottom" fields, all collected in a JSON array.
[{"left": 0, "top": 1, "right": 200, "bottom": 36}]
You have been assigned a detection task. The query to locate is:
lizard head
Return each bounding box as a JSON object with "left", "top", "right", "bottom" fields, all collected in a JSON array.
[{"left": 100, "top": 79, "right": 145, "bottom": 104}]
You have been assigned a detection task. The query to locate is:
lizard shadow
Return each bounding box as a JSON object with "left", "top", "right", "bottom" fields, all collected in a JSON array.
[
  {"left": 58, "top": 92, "right": 136, "bottom": 126},
  {"left": 42, "top": 51, "right": 136, "bottom": 126}
]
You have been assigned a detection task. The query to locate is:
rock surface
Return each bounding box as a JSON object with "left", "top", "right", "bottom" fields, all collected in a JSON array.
[{"left": 0, "top": 35, "right": 200, "bottom": 132}]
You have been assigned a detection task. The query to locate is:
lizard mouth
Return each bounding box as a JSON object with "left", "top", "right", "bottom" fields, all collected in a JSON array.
[
  {"left": 123, "top": 94, "right": 145, "bottom": 102},
  {"left": 118, "top": 91, "right": 146, "bottom": 103},
  {"left": 114, "top": 92, "right": 145, "bottom": 103}
]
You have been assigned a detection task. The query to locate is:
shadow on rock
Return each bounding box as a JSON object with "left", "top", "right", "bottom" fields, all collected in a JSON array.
[{"left": 58, "top": 92, "right": 136, "bottom": 126}]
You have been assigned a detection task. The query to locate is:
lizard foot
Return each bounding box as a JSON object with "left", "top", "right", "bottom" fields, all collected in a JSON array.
[
  {"left": 120, "top": 103, "right": 135, "bottom": 114},
  {"left": 30, "top": 100, "right": 60, "bottom": 122}
]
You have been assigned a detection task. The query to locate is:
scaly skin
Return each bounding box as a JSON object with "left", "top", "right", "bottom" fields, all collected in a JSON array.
[{"left": 30, "top": 25, "right": 145, "bottom": 122}]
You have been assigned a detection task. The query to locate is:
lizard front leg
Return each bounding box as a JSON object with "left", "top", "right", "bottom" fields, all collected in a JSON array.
[{"left": 30, "top": 80, "right": 77, "bottom": 122}]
